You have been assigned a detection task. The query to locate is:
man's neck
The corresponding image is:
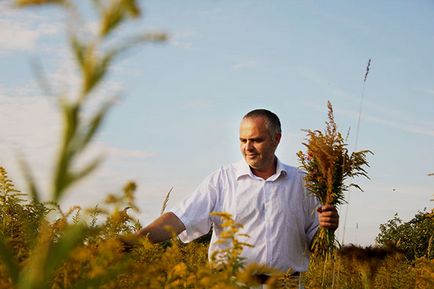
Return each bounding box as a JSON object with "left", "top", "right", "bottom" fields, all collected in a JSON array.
[{"left": 251, "top": 157, "right": 277, "bottom": 180}]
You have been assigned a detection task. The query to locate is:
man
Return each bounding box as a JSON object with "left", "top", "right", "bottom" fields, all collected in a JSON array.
[{"left": 135, "top": 109, "right": 339, "bottom": 274}]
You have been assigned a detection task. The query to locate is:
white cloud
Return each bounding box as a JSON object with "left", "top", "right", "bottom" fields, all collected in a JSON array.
[
  {"left": 0, "top": 93, "right": 153, "bottom": 207},
  {"left": 0, "top": 19, "right": 39, "bottom": 51},
  {"left": 0, "top": 17, "right": 60, "bottom": 52},
  {"left": 420, "top": 88, "right": 434, "bottom": 96},
  {"left": 169, "top": 39, "right": 192, "bottom": 49},
  {"left": 104, "top": 146, "right": 155, "bottom": 159},
  {"left": 0, "top": 94, "right": 60, "bottom": 198},
  {"left": 168, "top": 30, "right": 195, "bottom": 49},
  {"left": 232, "top": 60, "right": 258, "bottom": 71}
]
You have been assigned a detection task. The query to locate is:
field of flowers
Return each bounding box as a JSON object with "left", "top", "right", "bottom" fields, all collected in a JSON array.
[
  {"left": 1, "top": 167, "right": 433, "bottom": 289},
  {"left": 1, "top": 1, "right": 432, "bottom": 288}
]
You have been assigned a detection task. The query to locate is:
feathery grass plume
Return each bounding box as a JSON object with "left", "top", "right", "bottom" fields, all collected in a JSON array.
[
  {"left": 0, "top": 167, "right": 50, "bottom": 266},
  {"left": 0, "top": 167, "right": 21, "bottom": 286},
  {"left": 160, "top": 187, "right": 173, "bottom": 215},
  {"left": 297, "top": 101, "right": 372, "bottom": 257},
  {"left": 0, "top": 167, "right": 18, "bottom": 195}
]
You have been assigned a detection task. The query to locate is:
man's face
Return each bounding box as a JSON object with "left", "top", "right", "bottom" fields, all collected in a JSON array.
[{"left": 239, "top": 116, "right": 281, "bottom": 172}]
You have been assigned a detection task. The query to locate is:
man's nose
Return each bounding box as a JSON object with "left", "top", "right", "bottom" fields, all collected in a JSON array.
[{"left": 246, "top": 141, "right": 254, "bottom": 150}]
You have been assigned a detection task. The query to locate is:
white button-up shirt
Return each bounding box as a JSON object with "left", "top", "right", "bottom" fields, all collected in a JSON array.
[{"left": 170, "top": 158, "right": 319, "bottom": 272}]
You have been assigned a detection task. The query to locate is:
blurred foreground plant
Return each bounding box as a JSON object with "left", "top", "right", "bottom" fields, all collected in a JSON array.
[
  {"left": 0, "top": 0, "right": 166, "bottom": 288},
  {"left": 210, "top": 212, "right": 253, "bottom": 273}
]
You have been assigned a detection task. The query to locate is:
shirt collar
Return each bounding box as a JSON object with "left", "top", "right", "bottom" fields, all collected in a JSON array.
[
  {"left": 274, "top": 158, "right": 287, "bottom": 178},
  {"left": 236, "top": 157, "right": 288, "bottom": 180}
]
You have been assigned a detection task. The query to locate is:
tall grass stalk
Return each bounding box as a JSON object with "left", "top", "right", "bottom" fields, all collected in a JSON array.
[
  {"left": 341, "top": 59, "right": 372, "bottom": 245},
  {"left": 160, "top": 187, "right": 173, "bottom": 215}
]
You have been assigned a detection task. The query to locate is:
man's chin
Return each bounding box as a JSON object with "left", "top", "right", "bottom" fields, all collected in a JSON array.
[{"left": 246, "top": 160, "right": 261, "bottom": 169}]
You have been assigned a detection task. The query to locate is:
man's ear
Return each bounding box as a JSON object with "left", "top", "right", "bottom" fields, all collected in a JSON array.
[{"left": 274, "top": 133, "right": 282, "bottom": 145}]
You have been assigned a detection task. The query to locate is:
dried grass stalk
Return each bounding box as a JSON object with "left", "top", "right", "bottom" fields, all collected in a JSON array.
[{"left": 297, "top": 101, "right": 372, "bottom": 257}]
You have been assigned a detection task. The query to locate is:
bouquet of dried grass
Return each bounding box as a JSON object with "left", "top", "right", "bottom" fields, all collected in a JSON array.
[{"left": 297, "top": 101, "right": 371, "bottom": 257}]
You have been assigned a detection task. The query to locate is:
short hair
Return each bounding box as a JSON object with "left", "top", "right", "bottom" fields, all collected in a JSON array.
[{"left": 243, "top": 109, "right": 282, "bottom": 136}]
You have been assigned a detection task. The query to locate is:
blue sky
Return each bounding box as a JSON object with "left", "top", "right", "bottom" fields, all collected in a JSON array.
[{"left": 1, "top": 0, "right": 433, "bottom": 245}]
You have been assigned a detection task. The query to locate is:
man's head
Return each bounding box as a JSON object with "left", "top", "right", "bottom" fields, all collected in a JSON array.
[
  {"left": 243, "top": 109, "right": 282, "bottom": 137},
  {"left": 239, "top": 109, "right": 282, "bottom": 177}
]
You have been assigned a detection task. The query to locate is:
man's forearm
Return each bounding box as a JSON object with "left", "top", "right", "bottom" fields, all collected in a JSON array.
[{"left": 136, "top": 212, "right": 186, "bottom": 243}]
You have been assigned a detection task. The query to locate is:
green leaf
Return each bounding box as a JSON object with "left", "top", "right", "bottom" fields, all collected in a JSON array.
[
  {"left": 52, "top": 98, "right": 81, "bottom": 201},
  {"left": 60, "top": 98, "right": 80, "bottom": 144},
  {"left": 18, "top": 156, "right": 41, "bottom": 203},
  {"left": 80, "top": 100, "right": 113, "bottom": 149},
  {"left": 100, "top": 3, "right": 125, "bottom": 37},
  {"left": 122, "top": 0, "right": 141, "bottom": 17},
  {"left": 82, "top": 52, "right": 113, "bottom": 96},
  {"left": 70, "top": 35, "right": 86, "bottom": 72},
  {"left": 0, "top": 234, "right": 19, "bottom": 285},
  {"left": 45, "top": 223, "right": 88, "bottom": 278}
]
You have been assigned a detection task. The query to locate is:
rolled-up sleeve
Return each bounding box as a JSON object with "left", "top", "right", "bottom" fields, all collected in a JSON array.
[
  {"left": 299, "top": 173, "right": 320, "bottom": 245},
  {"left": 170, "top": 171, "right": 220, "bottom": 243},
  {"left": 305, "top": 194, "right": 320, "bottom": 245}
]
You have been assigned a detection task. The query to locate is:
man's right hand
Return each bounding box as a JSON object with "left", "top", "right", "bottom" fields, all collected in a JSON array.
[
  {"left": 118, "top": 234, "right": 140, "bottom": 253},
  {"left": 118, "top": 212, "right": 185, "bottom": 252},
  {"left": 317, "top": 205, "right": 339, "bottom": 231}
]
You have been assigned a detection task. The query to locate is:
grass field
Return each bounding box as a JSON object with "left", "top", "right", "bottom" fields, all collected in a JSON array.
[{"left": 1, "top": 1, "right": 432, "bottom": 288}]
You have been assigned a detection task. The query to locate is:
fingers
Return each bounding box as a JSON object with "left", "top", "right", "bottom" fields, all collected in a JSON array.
[
  {"left": 317, "top": 205, "right": 339, "bottom": 231},
  {"left": 118, "top": 235, "right": 140, "bottom": 253},
  {"left": 317, "top": 205, "right": 337, "bottom": 213},
  {"left": 319, "top": 217, "right": 339, "bottom": 230}
]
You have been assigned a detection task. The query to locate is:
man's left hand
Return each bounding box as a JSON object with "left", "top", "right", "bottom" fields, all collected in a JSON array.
[{"left": 317, "top": 205, "right": 339, "bottom": 231}]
